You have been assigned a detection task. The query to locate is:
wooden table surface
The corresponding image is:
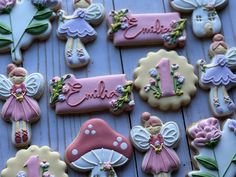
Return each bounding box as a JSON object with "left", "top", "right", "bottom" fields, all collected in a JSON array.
[{"left": 0, "top": 0, "right": 236, "bottom": 176}]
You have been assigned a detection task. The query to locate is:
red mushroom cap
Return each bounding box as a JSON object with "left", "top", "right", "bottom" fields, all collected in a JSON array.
[{"left": 65, "top": 118, "right": 132, "bottom": 163}]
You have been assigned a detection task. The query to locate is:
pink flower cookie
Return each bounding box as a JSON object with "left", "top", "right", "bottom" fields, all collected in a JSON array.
[
  {"left": 187, "top": 118, "right": 236, "bottom": 177},
  {"left": 0, "top": 64, "right": 44, "bottom": 148},
  {"left": 130, "top": 112, "right": 180, "bottom": 177},
  {"left": 107, "top": 9, "right": 186, "bottom": 49},
  {"left": 1, "top": 145, "right": 68, "bottom": 177},
  {"left": 65, "top": 118, "right": 133, "bottom": 177}
]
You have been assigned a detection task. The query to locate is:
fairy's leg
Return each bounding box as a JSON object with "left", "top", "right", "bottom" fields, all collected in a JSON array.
[
  {"left": 222, "top": 86, "right": 236, "bottom": 110},
  {"left": 76, "top": 38, "right": 90, "bottom": 66},
  {"left": 65, "top": 37, "right": 73, "bottom": 58},
  {"left": 212, "top": 86, "right": 223, "bottom": 114},
  {"left": 13, "top": 121, "right": 21, "bottom": 145},
  {"left": 21, "top": 121, "right": 29, "bottom": 143}
]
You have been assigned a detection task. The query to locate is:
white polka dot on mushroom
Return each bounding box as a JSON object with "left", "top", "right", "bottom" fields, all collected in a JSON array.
[
  {"left": 113, "top": 141, "right": 118, "bottom": 146},
  {"left": 117, "top": 137, "right": 122, "bottom": 142},
  {"left": 91, "top": 130, "right": 96, "bottom": 135},
  {"left": 72, "top": 149, "right": 78, "bottom": 155},
  {"left": 120, "top": 142, "right": 128, "bottom": 150},
  {"left": 88, "top": 124, "right": 93, "bottom": 129},
  {"left": 85, "top": 129, "right": 90, "bottom": 135}
]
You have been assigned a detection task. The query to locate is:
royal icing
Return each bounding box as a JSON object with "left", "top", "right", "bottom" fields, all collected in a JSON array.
[
  {"left": 107, "top": 9, "right": 186, "bottom": 49},
  {"left": 134, "top": 49, "right": 197, "bottom": 110},
  {"left": 0, "top": 0, "right": 60, "bottom": 64},
  {"left": 187, "top": 118, "right": 236, "bottom": 177},
  {"left": 65, "top": 118, "right": 133, "bottom": 177},
  {"left": 198, "top": 34, "right": 236, "bottom": 118},
  {"left": 1, "top": 145, "right": 68, "bottom": 177},
  {"left": 49, "top": 74, "right": 135, "bottom": 115},
  {"left": 170, "top": 0, "right": 228, "bottom": 38},
  {"left": 57, "top": 0, "right": 105, "bottom": 68},
  {"left": 0, "top": 64, "right": 44, "bottom": 147},
  {"left": 130, "top": 112, "right": 180, "bottom": 177}
]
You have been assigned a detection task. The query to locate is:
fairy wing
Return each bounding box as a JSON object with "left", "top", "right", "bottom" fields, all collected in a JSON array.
[
  {"left": 24, "top": 73, "right": 44, "bottom": 99},
  {"left": 160, "top": 122, "right": 180, "bottom": 147},
  {"left": 84, "top": 3, "right": 105, "bottom": 25},
  {"left": 0, "top": 75, "right": 12, "bottom": 100},
  {"left": 226, "top": 47, "right": 236, "bottom": 68},
  {"left": 130, "top": 126, "right": 151, "bottom": 152}
]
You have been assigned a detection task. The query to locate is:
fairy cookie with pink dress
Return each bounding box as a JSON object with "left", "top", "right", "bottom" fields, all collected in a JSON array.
[
  {"left": 0, "top": 64, "right": 44, "bottom": 147},
  {"left": 198, "top": 34, "right": 236, "bottom": 118},
  {"left": 130, "top": 112, "right": 180, "bottom": 177},
  {"left": 57, "top": 0, "right": 105, "bottom": 68}
]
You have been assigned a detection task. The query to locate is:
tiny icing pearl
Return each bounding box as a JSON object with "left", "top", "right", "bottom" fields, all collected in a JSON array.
[
  {"left": 72, "top": 149, "right": 78, "bottom": 155},
  {"left": 113, "top": 141, "right": 118, "bottom": 146},
  {"left": 91, "top": 130, "right": 96, "bottom": 135},
  {"left": 85, "top": 129, "right": 90, "bottom": 135},
  {"left": 120, "top": 142, "right": 128, "bottom": 150},
  {"left": 88, "top": 124, "right": 93, "bottom": 129},
  {"left": 117, "top": 137, "right": 122, "bottom": 142}
]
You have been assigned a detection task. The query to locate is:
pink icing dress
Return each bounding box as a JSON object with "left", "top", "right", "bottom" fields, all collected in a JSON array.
[
  {"left": 142, "top": 134, "right": 180, "bottom": 174},
  {"left": 1, "top": 84, "right": 40, "bottom": 122}
]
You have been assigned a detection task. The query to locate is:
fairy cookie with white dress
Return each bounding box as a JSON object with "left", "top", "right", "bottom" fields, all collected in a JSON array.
[
  {"left": 57, "top": 0, "right": 105, "bottom": 68},
  {"left": 130, "top": 112, "right": 180, "bottom": 177},
  {"left": 198, "top": 34, "right": 236, "bottom": 118}
]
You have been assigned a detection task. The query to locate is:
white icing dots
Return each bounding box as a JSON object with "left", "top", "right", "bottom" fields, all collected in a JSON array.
[
  {"left": 88, "top": 124, "right": 93, "bottom": 129},
  {"left": 91, "top": 130, "right": 96, "bottom": 135},
  {"left": 120, "top": 142, "right": 128, "bottom": 150},
  {"left": 72, "top": 149, "right": 78, "bottom": 155},
  {"left": 85, "top": 129, "right": 90, "bottom": 134},
  {"left": 113, "top": 141, "right": 118, "bottom": 146},
  {"left": 117, "top": 137, "right": 122, "bottom": 142}
]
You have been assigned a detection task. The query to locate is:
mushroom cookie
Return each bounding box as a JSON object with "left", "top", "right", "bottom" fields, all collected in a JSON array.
[
  {"left": 57, "top": 0, "right": 105, "bottom": 68},
  {"left": 65, "top": 118, "right": 133, "bottom": 177},
  {"left": 0, "top": 64, "right": 44, "bottom": 148},
  {"left": 187, "top": 118, "right": 236, "bottom": 177},
  {"left": 169, "top": 0, "right": 228, "bottom": 38},
  {"left": 130, "top": 112, "right": 180, "bottom": 177},
  {"left": 0, "top": 0, "right": 60, "bottom": 64},
  {"left": 134, "top": 49, "right": 198, "bottom": 111},
  {"left": 1, "top": 145, "right": 68, "bottom": 177},
  {"left": 198, "top": 34, "right": 236, "bottom": 118}
]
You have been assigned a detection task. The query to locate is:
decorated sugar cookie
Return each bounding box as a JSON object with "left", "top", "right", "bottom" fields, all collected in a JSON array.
[
  {"left": 65, "top": 118, "right": 132, "bottom": 177},
  {"left": 170, "top": 0, "right": 228, "bottom": 38},
  {"left": 107, "top": 9, "right": 186, "bottom": 49},
  {"left": 49, "top": 74, "right": 134, "bottom": 115},
  {"left": 134, "top": 49, "right": 197, "bottom": 110},
  {"left": 0, "top": 0, "right": 60, "bottom": 64},
  {"left": 198, "top": 34, "right": 236, "bottom": 118},
  {"left": 187, "top": 117, "right": 236, "bottom": 177},
  {"left": 130, "top": 112, "right": 180, "bottom": 177},
  {"left": 1, "top": 145, "right": 68, "bottom": 177},
  {"left": 57, "top": 0, "right": 105, "bottom": 68},
  {"left": 0, "top": 64, "right": 44, "bottom": 147}
]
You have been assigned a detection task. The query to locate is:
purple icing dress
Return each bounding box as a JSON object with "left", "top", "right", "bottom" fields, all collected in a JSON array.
[
  {"left": 142, "top": 134, "right": 180, "bottom": 174},
  {"left": 58, "top": 9, "right": 96, "bottom": 39},
  {"left": 201, "top": 54, "right": 236, "bottom": 86}
]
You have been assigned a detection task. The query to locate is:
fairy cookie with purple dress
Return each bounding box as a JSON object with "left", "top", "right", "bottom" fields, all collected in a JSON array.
[
  {"left": 0, "top": 64, "right": 44, "bottom": 148},
  {"left": 57, "top": 0, "right": 105, "bottom": 68},
  {"left": 130, "top": 112, "right": 180, "bottom": 177},
  {"left": 198, "top": 34, "right": 236, "bottom": 118}
]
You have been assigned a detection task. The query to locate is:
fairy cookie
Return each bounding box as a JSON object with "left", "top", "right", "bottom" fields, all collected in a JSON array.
[
  {"left": 198, "top": 34, "right": 236, "bottom": 118},
  {"left": 187, "top": 117, "right": 236, "bottom": 177},
  {"left": 107, "top": 9, "right": 186, "bottom": 49},
  {"left": 134, "top": 49, "right": 197, "bottom": 110},
  {"left": 1, "top": 145, "right": 68, "bottom": 177},
  {"left": 65, "top": 118, "right": 132, "bottom": 177},
  {"left": 0, "top": 0, "right": 60, "bottom": 64},
  {"left": 130, "top": 112, "right": 180, "bottom": 177},
  {"left": 0, "top": 64, "right": 44, "bottom": 148},
  {"left": 57, "top": 0, "right": 105, "bottom": 68},
  {"left": 49, "top": 74, "right": 134, "bottom": 115},
  {"left": 169, "top": 0, "right": 228, "bottom": 38}
]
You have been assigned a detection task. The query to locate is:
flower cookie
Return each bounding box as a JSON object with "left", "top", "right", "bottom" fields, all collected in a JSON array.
[
  {"left": 65, "top": 118, "right": 133, "bottom": 177},
  {"left": 187, "top": 117, "right": 236, "bottom": 177},
  {"left": 49, "top": 74, "right": 134, "bottom": 115},
  {"left": 134, "top": 49, "right": 197, "bottom": 110},
  {"left": 1, "top": 145, "right": 68, "bottom": 177},
  {"left": 169, "top": 0, "right": 228, "bottom": 38},
  {"left": 130, "top": 112, "right": 180, "bottom": 177},
  {"left": 0, "top": 64, "right": 44, "bottom": 147},
  {"left": 198, "top": 34, "right": 236, "bottom": 118},
  {"left": 107, "top": 9, "right": 186, "bottom": 49},
  {"left": 0, "top": 0, "right": 60, "bottom": 64},
  {"left": 57, "top": 0, "right": 105, "bottom": 68}
]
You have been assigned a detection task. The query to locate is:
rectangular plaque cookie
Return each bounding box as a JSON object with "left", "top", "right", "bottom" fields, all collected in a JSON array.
[{"left": 49, "top": 74, "right": 134, "bottom": 115}]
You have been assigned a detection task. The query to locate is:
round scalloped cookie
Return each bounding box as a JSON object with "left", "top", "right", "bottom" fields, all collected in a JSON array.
[
  {"left": 134, "top": 49, "right": 198, "bottom": 111},
  {"left": 1, "top": 145, "right": 68, "bottom": 177}
]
